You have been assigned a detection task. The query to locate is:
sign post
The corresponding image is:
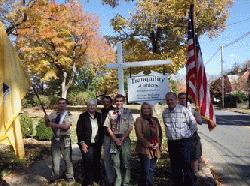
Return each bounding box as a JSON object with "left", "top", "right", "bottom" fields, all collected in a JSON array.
[{"left": 106, "top": 42, "right": 171, "bottom": 104}]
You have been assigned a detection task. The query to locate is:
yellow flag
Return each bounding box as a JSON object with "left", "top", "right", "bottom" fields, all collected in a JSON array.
[{"left": 0, "top": 22, "right": 29, "bottom": 158}]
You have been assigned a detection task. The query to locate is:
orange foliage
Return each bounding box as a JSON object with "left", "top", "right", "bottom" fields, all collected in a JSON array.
[{"left": 16, "top": 0, "right": 115, "bottom": 81}]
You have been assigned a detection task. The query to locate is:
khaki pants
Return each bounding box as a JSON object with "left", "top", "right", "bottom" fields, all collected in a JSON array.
[
  {"left": 111, "top": 139, "right": 131, "bottom": 186},
  {"left": 51, "top": 136, "right": 73, "bottom": 179}
]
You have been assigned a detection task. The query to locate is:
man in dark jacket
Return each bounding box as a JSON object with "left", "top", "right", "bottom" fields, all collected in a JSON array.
[
  {"left": 101, "top": 96, "right": 115, "bottom": 185},
  {"left": 76, "top": 99, "right": 104, "bottom": 186}
]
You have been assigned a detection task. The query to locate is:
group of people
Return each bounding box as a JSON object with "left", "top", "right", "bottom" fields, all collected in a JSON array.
[{"left": 44, "top": 92, "right": 203, "bottom": 186}]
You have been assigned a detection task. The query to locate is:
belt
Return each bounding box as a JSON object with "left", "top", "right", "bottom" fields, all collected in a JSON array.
[{"left": 53, "top": 135, "right": 70, "bottom": 141}]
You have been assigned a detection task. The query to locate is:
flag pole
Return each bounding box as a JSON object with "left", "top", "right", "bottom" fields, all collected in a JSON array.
[
  {"left": 32, "top": 85, "right": 47, "bottom": 115},
  {"left": 190, "top": 3, "right": 199, "bottom": 107}
]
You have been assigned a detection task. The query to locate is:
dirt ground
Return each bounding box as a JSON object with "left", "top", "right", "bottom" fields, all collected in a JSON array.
[
  {"left": 0, "top": 138, "right": 218, "bottom": 186},
  {"left": 0, "top": 108, "right": 219, "bottom": 186}
]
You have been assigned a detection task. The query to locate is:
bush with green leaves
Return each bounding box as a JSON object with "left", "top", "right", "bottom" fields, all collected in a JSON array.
[
  {"left": 35, "top": 119, "right": 53, "bottom": 141},
  {"left": 20, "top": 114, "right": 33, "bottom": 138},
  {"left": 22, "top": 95, "right": 51, "bottom": 108},
  {"left": 32, "top": 95, "right": 50, "bottom": 108},
  {"left": 22, "top": 97, "right": 33, "bottom": 108},
  {"left": 48, "top": 95, "right": 60, "bottom": 106},
  {"left": 230, "top": 90, "right": 248, "bottom": 103},
  {"left": 67, "top": 91, "right": 95, "bottom": 105}
]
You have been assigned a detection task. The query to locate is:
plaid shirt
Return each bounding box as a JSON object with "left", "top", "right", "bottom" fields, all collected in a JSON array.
[{"left": 162, "top": 104, "right": 197, "bottom": 140}]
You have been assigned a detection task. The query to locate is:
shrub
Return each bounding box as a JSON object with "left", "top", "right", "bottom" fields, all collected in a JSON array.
[
  {"left": 20, "top": 114, "right": 33, "bottom": 138},
  {"left": 22, "top": 95, "right": 53, "bottom": 108},
  {"left": 35, "top": 119, "right": 53, "bottom": 141},
  {"left": 67, "top": 91, "right": 77, "bottom": 105},
  {"left": 224, "top": 94, "right": 237, "bottom": 108},
  {"left": 22, "top": 98, "right": 33, "bottom": 108},
  {"left": 68, "top": 91, "right": 95, "bottom": 105},
  {"left": 48, "top": 95, "right": 60, "bottom": 106},
  {"left": 33, "top": 95, "right": 50, "bottom": 108},
  {"left": 231, "top": 90, "right": 248, "bottom": 103}
]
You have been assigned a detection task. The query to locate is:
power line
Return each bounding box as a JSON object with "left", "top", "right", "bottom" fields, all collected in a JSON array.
[
  {"left": 205, "top": 47, "right": 220, "bottom": 65},
  {"left": 205, "top": 31, "right": 250, "bottom": 65},
  {"left": 224, "top": 31, "right": 250, "bottom": 48},
  {"left": 226, "top": 17, "right": 250, "bottom": 27}
]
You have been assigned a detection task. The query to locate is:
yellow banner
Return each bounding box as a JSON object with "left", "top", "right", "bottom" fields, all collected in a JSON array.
[{"left": 0, "top": 22, "right": 29, "bottom": 158}]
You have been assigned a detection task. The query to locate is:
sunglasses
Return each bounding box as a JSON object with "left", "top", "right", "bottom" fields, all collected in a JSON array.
[{"left": 59, "top": 102, "right": 66, "bottom": 105}]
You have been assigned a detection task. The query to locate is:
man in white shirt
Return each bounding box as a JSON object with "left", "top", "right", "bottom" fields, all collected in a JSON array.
[
  {"left": 178, "top": 92, "right": 203, "bottom": 173},
  {"left": 76, "top": 99, "right": 104, "bottom": 186}
]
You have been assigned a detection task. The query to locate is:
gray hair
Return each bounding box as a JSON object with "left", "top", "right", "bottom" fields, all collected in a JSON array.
[
  {"left": 165, "top": 92, "right": 177, "bottom": 99},
  {"left": 87, "top": 99, "right": 97, "bottom": 106}
]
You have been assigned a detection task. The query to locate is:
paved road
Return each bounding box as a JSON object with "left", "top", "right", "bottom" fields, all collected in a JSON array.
[{"left": 198, "top": 110, "right": 250, "bottom": 186}]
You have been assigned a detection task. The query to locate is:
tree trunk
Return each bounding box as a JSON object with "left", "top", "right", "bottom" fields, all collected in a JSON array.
[
  {"left": 61, "top": 71, "right": 68, "bottom": 99},
  {"left": 61, "top": 63, "right": 76, "bottom": 99},
  {"left": 149, "top": 28, "right": 162, "bottom": 54}
]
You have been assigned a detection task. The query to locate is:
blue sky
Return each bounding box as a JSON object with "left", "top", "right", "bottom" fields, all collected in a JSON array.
[{"left": 80, "top": 0, "right": 250, "bottom": 76}]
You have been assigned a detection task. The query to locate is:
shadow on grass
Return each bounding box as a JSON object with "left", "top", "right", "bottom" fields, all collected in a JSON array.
[{"left": 1, "top": 140, "right": 215, "bottom": 186}]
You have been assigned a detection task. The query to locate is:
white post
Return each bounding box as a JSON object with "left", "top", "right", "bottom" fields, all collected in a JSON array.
[
  {"left": 117, "top": 42, "right": 125, "bottom": 95},
  {"left": 221, "top": 45, "right": 224, "bottom": 109}
]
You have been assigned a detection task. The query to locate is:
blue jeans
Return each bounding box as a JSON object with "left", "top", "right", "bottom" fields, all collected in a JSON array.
[
  {"left": 168, "top": 137, "right": 195, "bottom": 186},
  {"left": 138, "top": 154, "right": 157, "bottom": 186},
  {"left": 51, "top": 137, "right": 73, "bottom": 179}
]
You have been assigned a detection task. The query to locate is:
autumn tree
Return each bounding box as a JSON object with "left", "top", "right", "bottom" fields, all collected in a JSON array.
[
  {"left": 210, "top": 75, "right": 232, "bottom": 99},
  {"left": 0, "top": 0, "right": 36, "bottom": 36},
  {"left": 15, "top": 0, "right": 115, "bottom": 98},
  {"left": 101, "top": 0, "right": 133, "bottom": 8},
  {"left": 111, "top": 0, "right": 233, "bottom": 73}
]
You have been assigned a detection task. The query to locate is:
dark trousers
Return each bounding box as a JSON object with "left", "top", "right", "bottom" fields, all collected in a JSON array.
[
  {"left": 138, "top": 154, "right": 157, "bottom": 186},
  {"left": 81, "top": 143, "right": 101, "bottom": 185},
  {"left": 168, "top": 137, "right": 195, "bottom": 186}
]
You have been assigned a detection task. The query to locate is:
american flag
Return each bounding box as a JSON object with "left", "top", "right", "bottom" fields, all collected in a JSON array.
[{"left": 186, "top": 4, "right": 216, "bottom": 130}]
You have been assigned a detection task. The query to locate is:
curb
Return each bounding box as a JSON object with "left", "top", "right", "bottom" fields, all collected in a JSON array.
[{"left": 196, "top": 159, "right": 220, "bottom": 186}]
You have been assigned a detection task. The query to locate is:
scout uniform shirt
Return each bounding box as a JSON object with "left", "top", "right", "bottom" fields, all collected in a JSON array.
[
  {"left": 48, "top": 110, "right": 73, "bottom": 137},
  {"left": 104, "top": 108, "right": 134, "bottom": 137}
]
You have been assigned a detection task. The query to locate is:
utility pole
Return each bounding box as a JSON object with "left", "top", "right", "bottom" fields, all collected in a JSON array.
[{"left": 220, "top": 45, "right": 224, "bottom": 109}]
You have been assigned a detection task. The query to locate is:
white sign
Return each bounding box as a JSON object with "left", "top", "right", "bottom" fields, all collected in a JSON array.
[
  {"left": 128, "top": 71, "right": 169, "bottom": 105},
  {"left": 106, "top": 42, "right": 171, "bottom": 95}
]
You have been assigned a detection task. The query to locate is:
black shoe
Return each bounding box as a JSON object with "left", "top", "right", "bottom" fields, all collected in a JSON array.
[
  {"left": 66, "top": 177, "right": 74, "bottom": 183},
  {"left": 48, "top": 178, "right": 56, "bottom": 183}
]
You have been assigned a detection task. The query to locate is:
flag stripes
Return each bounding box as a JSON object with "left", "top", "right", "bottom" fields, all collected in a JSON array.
[{"left": 186, "top": 4, "right": 216, "bottom": 130}]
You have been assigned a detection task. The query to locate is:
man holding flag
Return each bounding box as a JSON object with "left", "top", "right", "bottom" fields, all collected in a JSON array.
[{"left": 0, "top": 22, "right": 29, "bottom": 158}]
